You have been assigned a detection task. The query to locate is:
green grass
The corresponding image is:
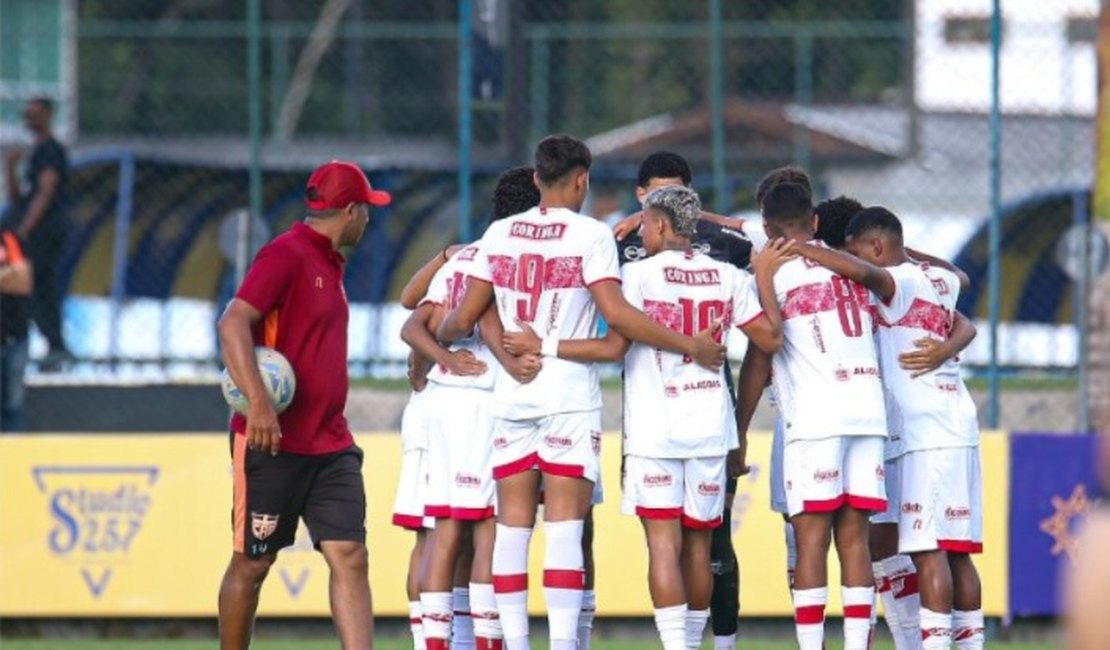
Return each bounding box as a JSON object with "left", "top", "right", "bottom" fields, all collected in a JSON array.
[{"left": 0, "top": 641, "right": 1058, "bottom": 650}]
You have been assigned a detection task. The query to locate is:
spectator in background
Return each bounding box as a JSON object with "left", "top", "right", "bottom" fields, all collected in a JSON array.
[
  {"left": 3, "top": 97, "right": 72, "bottom": 372},
  {"left": 0, "top": 229, "right": 33, "bottom": 431}
]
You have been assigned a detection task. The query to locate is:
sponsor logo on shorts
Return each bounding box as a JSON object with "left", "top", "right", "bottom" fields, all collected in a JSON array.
[
  {"left": 543, "top": 434, "right": 573, "bottom": 449},
  {"left": 591, "top": 430, "right": 601, "bottom": 455},
  {"left": 902, "top": 502, "right": 923, "bottom": 514},
  {"left": 493, "top": 437, "right": 508, "bottom": 449},
  {"left": 455, "top": 473, "right": 481, "bottom": 488},
  {"left": 697, "top": 482, "right": 721, "bottom": 496},
  {"left": 642, "top": 473, "right": 673, "bottom": 487},
  {"left": 252, "top": 512, "right": 280, "bottom": 540},
  {"left": 813, "top": 468, "right": 839, "bottom": 483},
  {"left": 945, "top": 506, "right": 971, "bottom": 520}
]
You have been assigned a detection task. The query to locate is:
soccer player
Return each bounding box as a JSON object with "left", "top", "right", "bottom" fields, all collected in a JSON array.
[
  {"left": 738, "top": 182, "right": 888, "bottom": 650},
  {"left": 830, "top": 208, "right": 984, "bottom": 650},
  {"left": 400, "top": 166, "right": 545, "bottom": 650},
  {"left": 610, "top": 151, "right": 753, "bottom": 650},
  {"left": 438, "top": 135, "right": 725, "bottom": 650},
  {"left": 217, "top": 160, "right": 389, "bottom": 650},
  {"left": 504, "top": 185, "right": 788, "bottom": 650}
]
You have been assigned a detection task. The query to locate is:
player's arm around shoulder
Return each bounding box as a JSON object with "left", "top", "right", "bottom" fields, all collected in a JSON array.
[
  {"left": 739, "top": 238, "right": 796, "bottom": 354},
  {"left": 795, "top": 239, "right": 896, "bottom": 302}
]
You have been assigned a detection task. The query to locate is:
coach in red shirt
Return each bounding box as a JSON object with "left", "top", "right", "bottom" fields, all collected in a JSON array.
[{"left": 216, "top": 160, "right": 390, "bottom": 650}]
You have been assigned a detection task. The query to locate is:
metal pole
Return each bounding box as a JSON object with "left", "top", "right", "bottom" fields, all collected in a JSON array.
[
  {"left": 987, "top": 0, "right": 1002, "bottom": 428},
  {"left": 793, "top": 32, "right": 814, "bottom": 174},
  {"left": 1077, "top": 191, "right": 1092, "bottom": 434},
  {"left": 458, "top": 0, "right": 473, "bottom": 243},
  {"left": 529, "top": 34, "right": 550, "bottom": 145},
  {"left": 709, "top": 0, "right": 727, "bottom": 213},
  {"left": 242, "top": 0, "right": 262, "bottom": 286}
]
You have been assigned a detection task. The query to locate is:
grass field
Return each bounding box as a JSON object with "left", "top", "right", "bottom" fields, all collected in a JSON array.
[{"left": 0, "top": 641, "right": 1059, "bottom": 650}]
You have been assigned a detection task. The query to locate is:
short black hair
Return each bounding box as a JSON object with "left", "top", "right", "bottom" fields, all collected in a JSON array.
[
  {"left": 845, "top": 206, "right": 903, "bottom": 241},
  {"left": 814, "top": 196, "right": 864, "bottom": 249},
  {"left": 492, "top": 166, "right": 540, "bottom": 220},
  {"left": 755, "top": 166, "right": 813, "bottom": 207},
  {"left": 28, "top": 96, "right": 54, "bottom": 113},
  {"left": 534, "top": 134, "right": 592, "bottom": 185},
  {"left": 761, "top": 183, "right": 813, "bottom": 227},
  {"left": 637, "top": 151, "right": 692, "bottom": 188}
]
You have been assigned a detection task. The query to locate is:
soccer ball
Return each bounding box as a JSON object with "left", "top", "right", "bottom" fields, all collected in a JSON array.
[{"left": 221, "top": 347, "right": 296, "bottom": 414}]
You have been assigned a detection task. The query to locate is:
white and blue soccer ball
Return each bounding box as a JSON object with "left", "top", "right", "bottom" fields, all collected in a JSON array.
[{"left": 221, "top": 347, "right": 296, "bottom": 414}]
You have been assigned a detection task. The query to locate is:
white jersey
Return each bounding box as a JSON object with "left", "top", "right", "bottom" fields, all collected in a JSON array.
[
  {"left": 771, "top": 242, "right": 887, "bottom": 442},
  {"left": 622, "top": 249, "right": 764, "bottom": 458},
  {"left": 471, "top": 206, "right": 619, "bottom": 419},
  {"left": 423, "top": 244, "right": 498, "bottom": 391},
  {"left": 874, "top": 263, "right": 978, "bottom": 456}
]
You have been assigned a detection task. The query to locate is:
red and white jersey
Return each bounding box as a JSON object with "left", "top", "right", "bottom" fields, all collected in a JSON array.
[
  {"left": 622, "top": 249, "right": 764, "bottom": 458},
  {"left": 471, "top": 206, "right": 620, "bottom": 419},
  {"left": 873, "top": 263, "right": 978, "bottom": 457},
  {"left": 771, "top": 241, "right": 887, "bottom": 442},
  {"left": 422, "top": 244, "right": 498, "bottom": 391}
]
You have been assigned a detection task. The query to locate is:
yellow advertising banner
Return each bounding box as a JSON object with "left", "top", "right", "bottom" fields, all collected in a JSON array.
[{"left": 0, "top": 432, "right": 1007, "bottom": 617}]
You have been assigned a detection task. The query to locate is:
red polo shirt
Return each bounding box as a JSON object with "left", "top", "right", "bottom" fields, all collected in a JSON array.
[{"left": 229, "top": 222, "right": 353, "bottom": 455}]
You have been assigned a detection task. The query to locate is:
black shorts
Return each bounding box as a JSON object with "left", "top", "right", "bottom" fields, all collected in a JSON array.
[{"left": 230, "top": 435, "right": 366, "bottom": 558}]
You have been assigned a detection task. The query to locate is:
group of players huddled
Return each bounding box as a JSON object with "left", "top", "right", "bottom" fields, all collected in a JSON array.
[{"left": 391, "top": 135, "right": 983, "bottom": 650}]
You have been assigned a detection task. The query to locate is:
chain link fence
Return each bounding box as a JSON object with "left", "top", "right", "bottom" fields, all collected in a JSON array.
[{"left": 0, "top": 0, "right": 1098, "bottom": 430}]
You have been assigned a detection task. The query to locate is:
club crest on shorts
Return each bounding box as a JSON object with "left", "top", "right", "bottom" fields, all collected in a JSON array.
[{"left": 252, "top": 512, "right": 280, "bottom": 540}]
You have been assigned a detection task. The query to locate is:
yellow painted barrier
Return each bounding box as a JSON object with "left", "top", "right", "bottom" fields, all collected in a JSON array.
[{"left": 0, "top": 432, "right": 1007, "bottom": 617}]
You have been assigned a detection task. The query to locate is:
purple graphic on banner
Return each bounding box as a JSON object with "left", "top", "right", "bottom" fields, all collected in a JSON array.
[{"left": 1009, "top": 434, "right": 1103, "bottom": 617}]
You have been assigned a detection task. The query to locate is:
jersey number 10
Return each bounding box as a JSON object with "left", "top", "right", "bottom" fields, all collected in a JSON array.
[{"left": 678, "top": 297, "right": 726, "bottom": 363}]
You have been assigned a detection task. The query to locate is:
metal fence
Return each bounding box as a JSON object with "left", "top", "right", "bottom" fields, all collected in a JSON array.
[{"left": 0, "top": 0, "right": 1100, "bottom": 430}]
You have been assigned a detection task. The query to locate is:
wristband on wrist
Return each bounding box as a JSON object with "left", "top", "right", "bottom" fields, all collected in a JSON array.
[{"left": 541, "top": 337, "right": 559, "bottom": 358}]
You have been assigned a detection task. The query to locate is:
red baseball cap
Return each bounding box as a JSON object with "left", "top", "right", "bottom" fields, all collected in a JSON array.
[{"left": 305, "top": 160, "right": 391, "bottom": 210}]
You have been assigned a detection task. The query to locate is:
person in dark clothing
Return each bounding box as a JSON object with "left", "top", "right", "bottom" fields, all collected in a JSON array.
[{"left": 3, "top": 97, "right": 71, "bottom": 372}]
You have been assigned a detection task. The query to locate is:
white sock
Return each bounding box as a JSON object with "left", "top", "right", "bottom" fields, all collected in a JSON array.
[
  {"left": 883, "top": 555, "right": 923, "bottom": 650},
  {"left": 453, "top": 586, "right": 475, "bottom": 650},
  {"left": 543, "top": 520, "right": 586, "bottom": 649},
  {"left": 784, "top": 522, "right": 797, "bottom": 589},
  {"left": 470, "top": 582, "right": 502, "bottom": 649},
  {"left": 654, "top": 604, "right": 689, "bottom": 650},
  {"left": 578, "top": 588, "right": 597, "bottom": 650},
  {"left": 420, "top": 591, "right": 454, "bottom": 649},
  {"left": 493, "top": 524, "right": 533, "bottom": 650},
  {"left": 713, "top": 633, "right": 736, "bottom": 649},
  {"left": 792, "top": 586, "right": 827, "bottom": 650},
  {"left": 842, "top": 586, "right": 875, "bottom": 650},
  {"left": 409, "top": 600, "right": 426, "bottom": 650},
  {"left": 953, "top": 610, "right": 984, "bottom": 650},
  {"left": 685, "top": 607, "right": 710, "bottom": 649},
  {"left": 920, "top": 607, "right": 953, "bottom": 650}
]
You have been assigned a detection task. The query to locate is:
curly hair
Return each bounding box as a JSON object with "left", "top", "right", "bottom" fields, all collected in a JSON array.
[
  {"left": 492, "top": 166, "right": 540, "bottom": 220},
  {"left": 643, "top": 185, "right": 701, "bottom": 238}
]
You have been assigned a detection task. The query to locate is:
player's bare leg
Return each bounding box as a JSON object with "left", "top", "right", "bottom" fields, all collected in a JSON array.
[
  {"left": 871, "top": 524, "right": 922, "bottom": 650},
  {"left": 454, "top": 528, "right": 476, "bottom": 650},
  {"left": 407, "top": 530, "right": 429, "bottom": 650},
  {"left": 319, "top": 540, "right": 373, "bottom": 650},
  {"left": 642, "top": 517, "right": 687, "bottom": 650},
  {"left": 682, "top": 527, "right": 714, "bottom": 648},
  {"left": 949, "top": 553, "right": 984, "bottom": 649},
  {"left": 834, "top": 508, "right": 876, "bottom": 650},
  {"left": 422, "top": 518, "right": 466, "bottom": 649},
  {"left": 579, "top": 508, "right": 597, "bottom": 649},
  {"left": 791, "top": 512, "right": 834, "bottom": 650},
  {"left": 541, "top": 474, "right": 593, "bottom": 650},
  {"left": 218, "top": 551, "right": 277, "bottom": 650},
  {"left": 911, "top": 550, "right": 953, "bottom": 649},
  {"left": 492, "top": 469, "right": 541, "bottom": 650}
]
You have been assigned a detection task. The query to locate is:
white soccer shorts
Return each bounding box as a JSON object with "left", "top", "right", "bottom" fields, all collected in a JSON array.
[
  {"left": 783, "top": 435, "right": 886, "bottom": 518},
  {"left": 897, "top": 447, "right": 983, "bottom": 555},
  {"left": 392, "top": 389, "right": 435, "bottom": 530},
  {"left": 871, "top": 458, "right": 902, "bottom": 525},
  {"left": 770, "top": 417, "right": 787, "bottom": 515},
  {"left": 424, "top": 384, "right": 497, "bottom": 520},
  {"left": 491, "top": 409, "right": 602, "bottom": 484},
  {"left": 623, "top": 455, "right": 727, "bottom": 529}
]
